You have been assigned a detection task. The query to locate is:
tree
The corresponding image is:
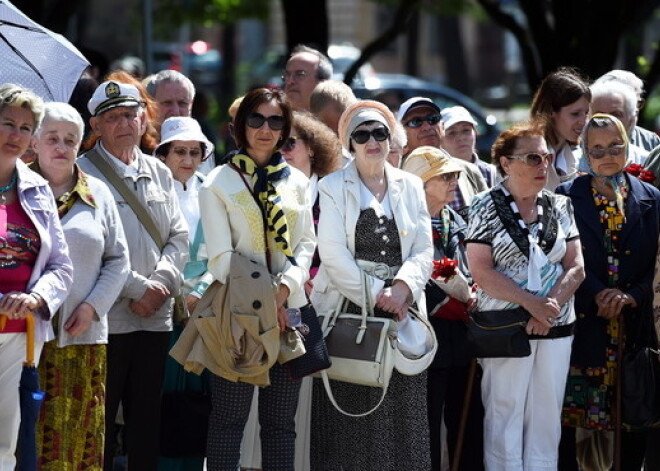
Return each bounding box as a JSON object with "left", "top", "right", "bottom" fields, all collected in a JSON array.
[
  {"left": 475, "top": 0, "right": 660, "bottom": 92},
  {"left": 281, "top": 0, "right": 329, "bottom": 55}
]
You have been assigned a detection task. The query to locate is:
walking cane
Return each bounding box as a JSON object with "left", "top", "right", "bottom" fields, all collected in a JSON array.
[
  {"left": 452, "top": 358, "right": 478, "bottom": 471},
  {"left": 614, "top": 314, "right": 624, "bottom": 471}
]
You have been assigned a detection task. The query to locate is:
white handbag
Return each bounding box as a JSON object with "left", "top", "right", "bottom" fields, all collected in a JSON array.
[{"left": 394, "top": 307, "right": 437, "bottom": 376}]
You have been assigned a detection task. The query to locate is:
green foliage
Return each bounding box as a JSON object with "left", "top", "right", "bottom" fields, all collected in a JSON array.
[
  {"left": 368, "top": 0, "right": 478, "bottom": 16},
  {"left": 156, "top": 0, "right": 268, "bottom": 28}
]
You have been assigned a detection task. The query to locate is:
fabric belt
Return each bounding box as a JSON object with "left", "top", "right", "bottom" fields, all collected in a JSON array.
[
  {"left": 356, "top": 260, "right": 401, "bottom": 281},
  {"left": 529, "top": 322, "right": 575, "bottom": 340}
]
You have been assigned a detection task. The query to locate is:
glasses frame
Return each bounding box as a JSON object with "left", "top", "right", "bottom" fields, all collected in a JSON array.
[
  {"left": 439, "top": 172, "right": 460, "bottom": 182},
  {"left": 281, "top": 70, "right": 312, "bottom": 83},
  {"left": 506, "top": 152, "right": 554, "bottom": 167},
  {"left": 280, "top": 136, "right": 300, "bottom": 152},
  {"left": 404, "top": 113, "right": 442, "bottom": 128},
  {"left": 246, "top": 112, "right": 286, "bottom": 131},
  {"left": 587, "top": 144, "right": 626, "bottom": 160},
  {"left": 351, "top": 127, "right": 390, "bottom": 145}
]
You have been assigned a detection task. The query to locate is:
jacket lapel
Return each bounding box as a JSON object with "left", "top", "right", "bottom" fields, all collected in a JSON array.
[
  {"left": 620, "top": 175, "right": 651, "bottom": 246},
  {"left": 567, "top": 176, "right": 602, "bottom": 242}
]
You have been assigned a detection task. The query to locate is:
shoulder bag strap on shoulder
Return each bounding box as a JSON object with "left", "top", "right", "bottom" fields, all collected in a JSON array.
[{"left": 87, "top": 148, "right": 164, "bottom": 250}]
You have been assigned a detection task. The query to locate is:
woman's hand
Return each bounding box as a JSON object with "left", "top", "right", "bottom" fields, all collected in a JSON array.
[
  {"left": 0, "top": 291, "right": 42, "bottom": 319},
  {"left": 130, "top": 280, "right": 170, "bottom": 318},
  {"left": 275, "top": 284, "right": 290, "bottom": 331},
  {"left": 64, "top": 302, "right": 95, "bottom": 336},
  {"left": 376, "top": 280, "right": 412, "bottom": 321},
  {"left": 523, "top": 296, "right": 560, "bottom": 329},
  {"left": 595, "top": 288, "right": 635, "bottom": 319},
  {"left": 526, "top": 317, "right": 551, "bottom": 336},
  {"left": 185, "top": 294, "right": 200, "bottom": 315}
]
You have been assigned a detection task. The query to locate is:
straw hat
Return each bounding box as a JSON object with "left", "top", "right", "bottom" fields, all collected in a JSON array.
[{"left": 401, "top": 146, "right": 462, "bottom": 183}]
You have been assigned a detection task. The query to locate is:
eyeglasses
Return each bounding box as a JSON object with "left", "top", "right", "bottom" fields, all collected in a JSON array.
[
  {"left": 281, "top": 70, "right": 312, "bottom": 82},
  {"left": 439, "top": 172, "right": 460, "bottom": 182},
  {"left": 588, "top": 144, "right": 626, "bottom": 159},
  {"left": 281, "top": 136, "right": 300, "bottom": 152},
  {"left": 404, "top": 114, "right": 442, "bottom": 128},
  {"left": 506, "top": 152, "right": 554, "bottom": 167},
  {"left": 351, "top": 127, "right": 390, "bottom": 144},
  {"left": 246, "top": 112, "right": 286, "bottom": 131},
  {"left": 171, "top": 146, "right": 203, "bottom": 159}
]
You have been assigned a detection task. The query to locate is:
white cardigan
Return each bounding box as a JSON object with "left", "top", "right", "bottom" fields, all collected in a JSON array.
[{"left": 310, "top": 161, "right": 433, "bottom": 315}]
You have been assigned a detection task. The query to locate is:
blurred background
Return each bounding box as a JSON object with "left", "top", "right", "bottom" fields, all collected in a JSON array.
[{"left": 11, "top": 0, "right": 660, "bottom": 153}]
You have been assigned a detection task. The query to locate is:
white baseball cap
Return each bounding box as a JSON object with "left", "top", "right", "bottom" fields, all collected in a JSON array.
[
  {"left": 396, "top": 97, "right": 440, "bottom": 123},
  {"left": 441, "top": 106, "right": 477, "bottom": 130},
  {"left": 88, "top": 81, "right": 142, "bottom": 116},
  {"left": 155, "top": 117, "right": 214, "bottom": 161}
]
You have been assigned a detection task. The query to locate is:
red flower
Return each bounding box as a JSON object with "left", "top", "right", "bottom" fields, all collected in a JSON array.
[
  {"left": 432, "top": 256, "right": 458, "bottom": 280},
  {"left": 625, "top": 164, "right": 656, "bottom": 183},
  {"left": 625, "top": 163, "right": 643, "bottom": 177}
]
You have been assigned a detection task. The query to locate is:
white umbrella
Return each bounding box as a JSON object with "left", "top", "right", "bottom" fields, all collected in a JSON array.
[{"left": 0, "top": 0, "right": 89, "bottom": 102}]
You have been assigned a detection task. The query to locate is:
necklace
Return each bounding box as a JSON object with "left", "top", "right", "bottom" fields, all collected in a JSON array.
[{"left": 0, "top": 171, "right": 17, "bottom": 204}]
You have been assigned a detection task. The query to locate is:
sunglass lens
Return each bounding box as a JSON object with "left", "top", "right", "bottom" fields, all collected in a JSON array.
[
  {"left": 525, "top": 153, "right": 543, "bottom": 166},
  {"left": 281, "top": 138, "right": 296, "bottom": 152},
  {"left": 247, "top": 113, "right": 265, "bottom": 129},
  {"left": 406, "top": 118, "right": 422, "bottom": 128},
  {"left": 428, "top": 114, "right": 441, "bottom": 125},
  {"left": 352, "top": 130, "right": 370, "bottom": 144},
  {"left": 267, "top": 115, "right": 285, "bottom": 131},
  {"left": 373, "top": 128, "right": 389, "bottom": 141}
]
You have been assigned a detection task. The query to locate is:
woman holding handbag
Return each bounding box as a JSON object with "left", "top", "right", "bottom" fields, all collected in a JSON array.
[
  {"left": 465, "top": 122, "right": 584, "bottom": 471},
  {"left": 198, "top": 88, "right": 315, "bottom": 471},
  {"left": 309, "top": 100, "right": 433, "bottom": 470},
  {"left": 402, "top": 145, "right": 484, "bottom": 471}
]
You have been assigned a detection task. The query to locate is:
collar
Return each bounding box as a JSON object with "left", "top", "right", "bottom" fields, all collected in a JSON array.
[
  {"left": 30, "top": 161, "right": 97, "bottom": 209},
  {"left": 15, "top": 158, "right": 49, "bottom": 192},
  {"left": 96, "top": 141, "right": 149, "bottom": 180}
]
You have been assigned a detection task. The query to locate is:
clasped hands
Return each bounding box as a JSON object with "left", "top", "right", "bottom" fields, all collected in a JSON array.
[
  {"left": 376, "top": 280, "right": 411, "bottom": 321},
  {"left": 130, "top": 280, "right": 170, "bottom": 318},
  {"left": 595, "top": 288, "right": 636, "bottom": 319},
  {"left": 524, "top": 296, "right": 560, "bottom": 336}
]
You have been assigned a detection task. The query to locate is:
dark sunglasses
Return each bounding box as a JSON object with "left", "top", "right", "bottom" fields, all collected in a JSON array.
[
  {"left": 246, "top": 112, "right": 286, "bottom": 131},
  {"left": 351, "top": 127, "right": 390, "bottom": 144},
  {"left": 280, "top": 136, "right": 300, "bottom": 152},
  {"left": 439, "top": 172, "right": 460, "bottom": 182},
  {"left": 588, "top": 144, "right": 626, "bottom": 159},
  {"left": 404, "top": 113, "right": 442, "bottom": 128},
  {"left": 506, "top": 152, "right": 554, "bottom": 167}
]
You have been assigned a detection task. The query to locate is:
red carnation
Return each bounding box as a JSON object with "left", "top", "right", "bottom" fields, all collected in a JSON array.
[
  {"left": 625, "top": 164, "right": 643, "bottom": 176},
  {"left": 639, "top": 170, "right": 656, "bottom": 183},
  {"left": 432, "top": 256, "right": 458, "bottom": 280}
]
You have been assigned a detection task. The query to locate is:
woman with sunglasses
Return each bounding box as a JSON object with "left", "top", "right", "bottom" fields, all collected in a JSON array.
[
  {"left": 199, "top": 88, "right": 315, "bottom": 470},
  {"left": 556, "top": 114, "right": 660, "bottom": 471},
  {"left": 402, "top": 146, "right": 485, "bottom": 471},
  {"left": 531, "top": 67, "right": 591, "bottom": 191},
  {"left": 310, "top": 100, "right": 433, "bottom": 470},
  {"left": 466, "top": 122, "right": 585, "bottom": 471}
]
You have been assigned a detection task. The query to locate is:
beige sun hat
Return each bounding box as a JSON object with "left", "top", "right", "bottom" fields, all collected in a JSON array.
[{"left": 401, "top": 146, "right": 462, "bottom": 183}]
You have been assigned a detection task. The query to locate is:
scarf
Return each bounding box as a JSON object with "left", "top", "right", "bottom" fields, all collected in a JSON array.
[{"left": 230, "top": 152, "right": 297, "bottom": 266}]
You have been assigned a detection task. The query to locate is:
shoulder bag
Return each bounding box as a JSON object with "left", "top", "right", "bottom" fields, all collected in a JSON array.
[{"left": 466, "top": 307, "right": 532, "bottom": 358}]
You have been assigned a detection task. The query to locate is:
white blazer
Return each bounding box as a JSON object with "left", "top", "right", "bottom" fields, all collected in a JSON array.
[{"left": 310, "top": 161, "right": 433, "bottom": 316}]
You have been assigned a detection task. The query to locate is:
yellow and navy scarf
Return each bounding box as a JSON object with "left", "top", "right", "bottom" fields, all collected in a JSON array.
[{"left": 230, "top": 152, "right": 297, "bottom": 266}]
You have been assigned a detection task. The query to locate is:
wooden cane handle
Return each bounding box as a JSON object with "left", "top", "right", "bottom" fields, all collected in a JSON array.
[
  {"left": 25, "top": 312, "right": 35, "bottom": 366},
  {"left": 0, "top": 313, "right": 7, "bottom": 331}
]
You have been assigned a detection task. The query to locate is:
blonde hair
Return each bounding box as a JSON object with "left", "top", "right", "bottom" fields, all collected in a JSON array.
[{"left": 0, "top": 83, "right": 44, "bottom": 132}]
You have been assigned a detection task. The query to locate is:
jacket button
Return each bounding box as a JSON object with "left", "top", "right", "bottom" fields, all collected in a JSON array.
[
  {"left": 252, "top": 300, "right": 262, "bottom": 309},
  {"left": 251, "top": 271, "right": 260, "bottom": 279}
]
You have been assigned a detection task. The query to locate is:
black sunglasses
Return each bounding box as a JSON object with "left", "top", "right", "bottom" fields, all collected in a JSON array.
[
  {"left": 246, "top": 112, "right": 286, "bottom": 131},
  {"left": 280, "top": 136, "right": 300, "bottom": 152},
  {"left": 506, "top": 152, "right": 554, "bottom": 167},
  {"left": 588, "top": 144, "right": 626, "bottom": 159},
  {"left": 351, "top": 127, "right": 390, "bottom": 144},
  {"left": 404, "top": 113, "right": 442, "bottom": 128}
]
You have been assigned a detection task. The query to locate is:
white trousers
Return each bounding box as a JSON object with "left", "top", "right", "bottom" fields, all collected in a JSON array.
[{"left": 481, "top": 336, "right": 572, "bottom": 471}]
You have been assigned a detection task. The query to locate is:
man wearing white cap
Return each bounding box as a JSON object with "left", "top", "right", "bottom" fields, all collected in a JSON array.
[
  {"left": 77, "top": 80, "right": 189, "bottom": 471},
  {"left": 398, "top": 97, "right": 487, "bottom": 218},
  {"left": 441, "top": 106, "right": 497, "bottom": 187}
]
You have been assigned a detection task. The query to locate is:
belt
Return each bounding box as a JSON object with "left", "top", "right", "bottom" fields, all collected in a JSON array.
[
  {"left": 356, "top": 260, "right": 401, "bottom": 281},
  {"left": 529, "top": 322, "right": 575, "bottom": 340}
]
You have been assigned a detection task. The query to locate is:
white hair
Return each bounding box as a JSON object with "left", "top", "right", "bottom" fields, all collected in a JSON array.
[
  {"left": 36, "top": 102, "right": 84, "bottom": 141},
  {"left": 391, "top": 121, "right": 408, "bottom": 149},
  {"left": 146, "top": 69, "right": 195, "bottom": 99},
  {"left": 590, "top": 80, "right": 637, "bottom": 127},
  {"left": 594, "top": 69, "right": 644, "bottom": 99}
]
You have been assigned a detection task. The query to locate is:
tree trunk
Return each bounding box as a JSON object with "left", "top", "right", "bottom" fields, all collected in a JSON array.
[
  {"left": 440, "top": 15, "right": 470, "bottom": 95},
  {"left": 281, "top": 0, "right": 329, "bottom": 56},
  {"left": 405, "top": 10, "right": 419, "bottom": 76},
  {"left": 219, "top": 23, "right": 236, "bottom": 117}
]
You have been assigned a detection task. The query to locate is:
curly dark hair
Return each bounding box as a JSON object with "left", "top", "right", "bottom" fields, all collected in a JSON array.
[
  {"left": 491, "top": 121, "right": 546, "bottom": 175},
  {"left": 290, "top": 111, "right": 342, "bottom": 177}
]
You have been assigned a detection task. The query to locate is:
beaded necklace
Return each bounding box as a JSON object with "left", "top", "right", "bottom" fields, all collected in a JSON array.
[{"left": 0, "top": 171, "right": 17, "bottom": 204}]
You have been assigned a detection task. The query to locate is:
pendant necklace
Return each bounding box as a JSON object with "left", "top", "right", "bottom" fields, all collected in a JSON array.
[{"left": 0, "top": 171, "right": 18, "bottom": 204}]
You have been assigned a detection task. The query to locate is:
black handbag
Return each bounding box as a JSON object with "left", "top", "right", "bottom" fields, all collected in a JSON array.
[
  {"left": 466, "top": 307, "right": 531, "bottom": 358},
  {"left": 622, "top": 346, "right": 660, "bottom": 426},
  {"left": 160, "top": 388, "right": 211, "bottom": 457},
  {"left": 287, "top": 304, "right": 331, "bottom": 380}
]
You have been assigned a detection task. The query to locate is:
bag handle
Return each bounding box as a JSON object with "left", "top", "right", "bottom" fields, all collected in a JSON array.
[
  {"left": 324, "top": 270, "right": 373, "bottom": 345},
  {"left": 320, "top": 370, "right": 389, "bottom": 417}
]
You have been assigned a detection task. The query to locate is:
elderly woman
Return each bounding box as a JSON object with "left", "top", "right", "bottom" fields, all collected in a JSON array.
[
  {"left": 199, "top": 88, "right": 315, "bottom": 470},
  {"left": 0, "top": 84, "right": 73, "bottom": 469},
  {"left": 153, "top": 116, "right": 214, "bottom": 471},
  {"left": 310, "top": 100, "right": 433, "bottom": 470},
  {"left": 402, "top": 145, "right": 484, "bottom": 471},
  {"left": 557, "top": 114, "right": 660, "bottom": 471},
  {"left": 466, "top": 122, "right": 585, "bottom": 471},
  {"left": 31, "top": 102, "right": 129, "bottom": 470},
  {"left": 531, "top": 67, "right": 591, "bottom": 190}
]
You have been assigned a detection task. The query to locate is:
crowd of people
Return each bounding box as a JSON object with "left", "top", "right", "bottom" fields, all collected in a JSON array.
[{"left": 0, "top": 43, "right": 659, "bottom": 471}]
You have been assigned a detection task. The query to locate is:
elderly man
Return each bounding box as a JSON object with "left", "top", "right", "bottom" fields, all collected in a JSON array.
[
  {"left": 398, "top": 97, "right": 487, "bottom": 217},
  {"left": 145, "top": 69, "right": 195, "bottom": 123},
  {"left": 310, "top": 79, "right": 357, "bottom": 134},
  {"left": 594, "top": 70, "right": 660, "bottom": 151},
  {"left": 77, "top": 81, "right": 188, "bottom": 471},
  {"left": 283, "top": 44, "right": 333, "bottom": 111},
  {"left": 441, "top": 106, "right": 496, "bottom": 187},
  {"left": 590, "top": 80, "right": 649, "bottom": 165}
]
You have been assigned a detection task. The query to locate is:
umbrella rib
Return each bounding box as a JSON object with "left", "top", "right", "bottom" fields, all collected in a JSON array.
[
  {"left": 0, "top": 20, "right": 42, "bottom": 33},
  {"left": 0, "top": 31, "right": 55, "bottom": 100}
]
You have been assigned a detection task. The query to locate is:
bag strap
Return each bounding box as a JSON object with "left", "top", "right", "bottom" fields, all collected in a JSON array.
[
  {"left": 320, "top": 369, "right": 389, "bottom": 417},
  {"left": 87, "top": 148, "right": 164, "bottom": 250}
]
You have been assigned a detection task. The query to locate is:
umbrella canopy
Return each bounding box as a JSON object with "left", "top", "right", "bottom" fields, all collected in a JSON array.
[
  {"left": 15, "top": 313, "right": 45, "bottom": 471},
  {"left": 0, "top": 0, "right": 89, "bottom": 102}
]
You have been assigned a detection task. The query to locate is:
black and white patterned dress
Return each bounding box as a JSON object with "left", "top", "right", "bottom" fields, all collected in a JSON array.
[{"left": 310, "top": 186, "right": 431, "bottom": 471}]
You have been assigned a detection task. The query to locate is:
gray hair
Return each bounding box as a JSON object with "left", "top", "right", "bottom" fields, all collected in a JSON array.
[
  {"left": 310, "top": 80, "right": 356, "bottom": 115},
  {"left": 36, "top": 102, "right": 84, "bottom": 141},
  {"left": 291, "top": 45, "right": 333, "bottom": 80},
  {"left": 590, "top": 80, "right": 637, "bottom": 130},
  {"left": 0, "top": 83, "right": 44, "bottom": 132},
  {"left": 594, "top": 69, "right": 645, "bottom": 100},
  {"left": 145, "top": 69, "right": 195, "bottom": 99},
  {"left": 391, "top": 121, "right": 407, "bottom": 149}
]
